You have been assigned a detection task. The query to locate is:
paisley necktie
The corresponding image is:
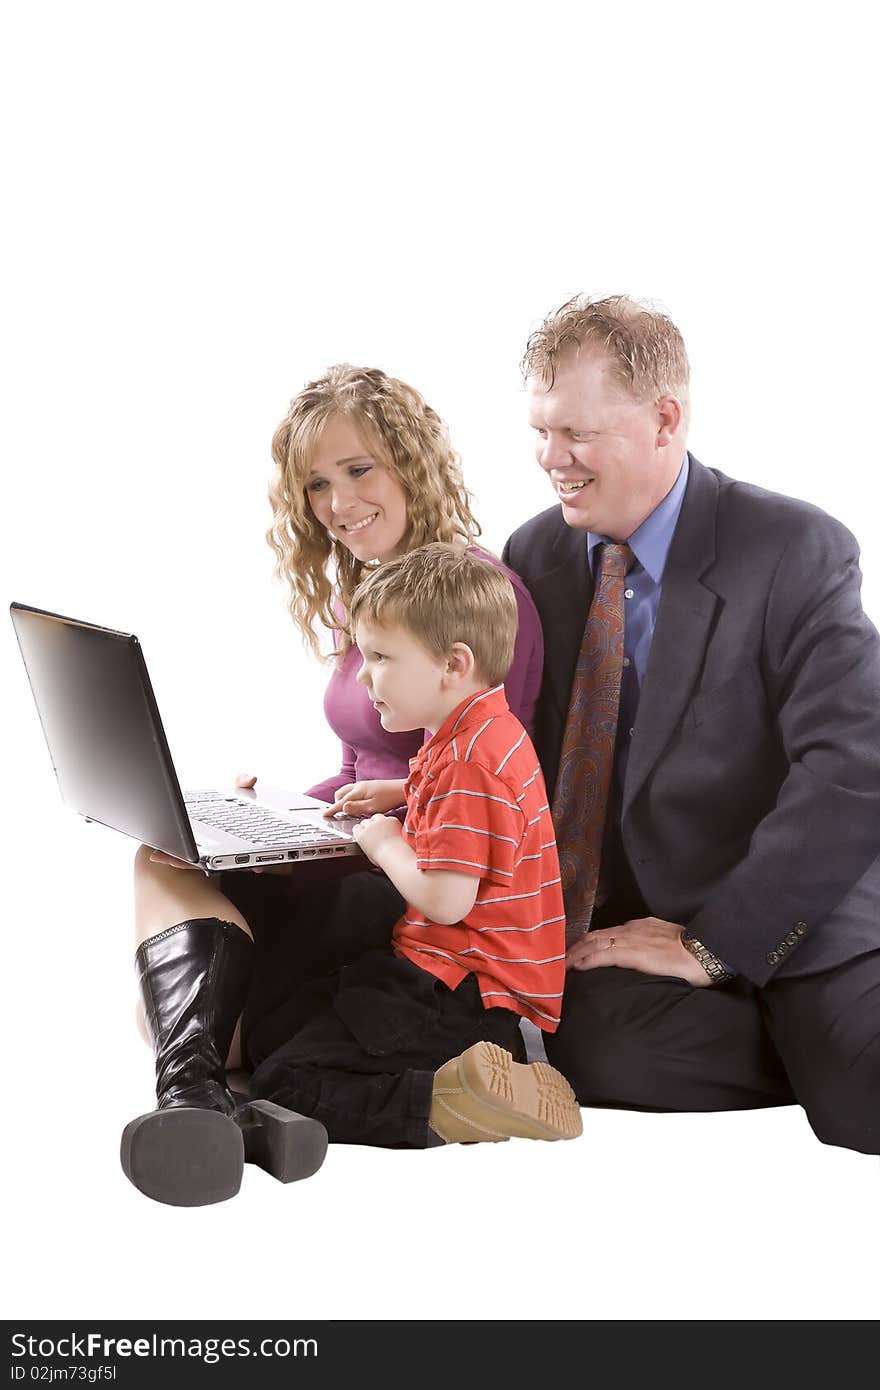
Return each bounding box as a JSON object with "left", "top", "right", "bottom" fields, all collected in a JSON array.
[{"left": 552, "top": 542, "right": 634, "bottom": 943}]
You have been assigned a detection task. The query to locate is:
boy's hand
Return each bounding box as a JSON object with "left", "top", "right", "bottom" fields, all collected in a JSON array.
[
  {"left": 351, "top": 813, "right": 405, "bottom": 864},
  {"left": 324, "top": 780, "right": 406, "bottom": 818}
]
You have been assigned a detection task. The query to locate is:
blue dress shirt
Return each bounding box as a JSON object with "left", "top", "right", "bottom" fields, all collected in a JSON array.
[
  {"left": 585, "top": 455, "right": 732, "bottom": 970},
  {"left": 586, "top": 454, "right": 690, "bottom": 795}
]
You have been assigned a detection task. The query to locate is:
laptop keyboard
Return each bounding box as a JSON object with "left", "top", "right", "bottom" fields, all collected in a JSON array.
[{"left": 184, "top": 792, "right": 348, "bottom": 846}]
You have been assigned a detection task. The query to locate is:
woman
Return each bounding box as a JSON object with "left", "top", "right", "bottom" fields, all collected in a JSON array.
[
  {"left": 266, "top": 364, "right": 542, "bottom": 799},
  {"left": 126, "top": 365, "right": 544, "bottom": 1205}
]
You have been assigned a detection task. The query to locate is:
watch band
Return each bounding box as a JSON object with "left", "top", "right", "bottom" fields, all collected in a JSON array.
[{"left": 681, "top": 931, "right": 734, "bottom": 984}]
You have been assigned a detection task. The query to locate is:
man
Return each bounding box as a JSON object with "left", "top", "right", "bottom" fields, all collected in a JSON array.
[{"left": 502, "top": 294, "right": 880, "bottom": 1153}]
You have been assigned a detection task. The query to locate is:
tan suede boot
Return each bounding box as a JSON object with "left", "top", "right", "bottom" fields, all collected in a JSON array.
[{"left": 429, "top": 1041, "right": 583, "bottom": 1144}]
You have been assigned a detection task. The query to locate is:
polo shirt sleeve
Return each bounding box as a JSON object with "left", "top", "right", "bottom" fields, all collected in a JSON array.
[{"left": 413, "top": 762, "right": 525, "bottom": 886}]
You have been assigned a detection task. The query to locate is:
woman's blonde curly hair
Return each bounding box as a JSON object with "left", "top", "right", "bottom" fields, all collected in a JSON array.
[{"left": 267, "top": 365, "right": 481, "bottom": 659}]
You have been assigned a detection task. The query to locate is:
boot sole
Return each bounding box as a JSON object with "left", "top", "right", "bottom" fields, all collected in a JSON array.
[
  {"left": 240, "top": 1101, "right": 328, "bottom": 1183},
  {"left": 120, "top": 1108, "right": 244, "bottom": 1206},
  {"left": 458, "top": 1042, "right": 583, "bottom": 1140}
]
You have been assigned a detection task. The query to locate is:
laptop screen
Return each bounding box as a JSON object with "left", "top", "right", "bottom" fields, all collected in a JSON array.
[{"left": 10, "top": 603, "right": 198, "bottom": 862}]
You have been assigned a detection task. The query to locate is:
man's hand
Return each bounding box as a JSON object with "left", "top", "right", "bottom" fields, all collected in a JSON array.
[
  {"left": 565, "top": 916, "right": 714, "bottom": 986},
  {"left": 323, "top": 780, "right": 407, "bottom": 818},
  {"left": 351, "top": 813, "right": 405, "bottom": 865}
]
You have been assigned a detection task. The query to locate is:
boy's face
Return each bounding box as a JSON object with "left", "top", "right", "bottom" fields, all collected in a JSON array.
[{"left": 354, "top": 619, "right": 450, "bottom": 734}]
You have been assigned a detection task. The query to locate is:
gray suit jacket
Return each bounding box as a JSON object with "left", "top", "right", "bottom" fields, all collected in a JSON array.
[{"left": 502, "top": 456, "right": 880, "bottom": 985}]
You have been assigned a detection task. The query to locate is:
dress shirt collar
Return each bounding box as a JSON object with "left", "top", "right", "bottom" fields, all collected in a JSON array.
[{"left": 587, "top": 452, "right": 690, "bottom": 583}]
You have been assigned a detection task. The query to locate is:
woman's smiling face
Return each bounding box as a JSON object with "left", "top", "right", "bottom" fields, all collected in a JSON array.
[{"left": 305, "top": 414, "right": 410, "bottom": 563}]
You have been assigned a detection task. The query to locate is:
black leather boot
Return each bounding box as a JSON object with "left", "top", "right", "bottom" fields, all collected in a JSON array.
[{"left": 121, "top": 918, "right": 327, "bottom": 1206}]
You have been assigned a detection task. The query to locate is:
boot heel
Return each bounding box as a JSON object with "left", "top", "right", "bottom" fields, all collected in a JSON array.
[
  {"left": 240, "top": 1101, "right": 328, "bottom": 1184},
  {"left": 121, "top": 1108, "right": 244, "bottom": 1207}
]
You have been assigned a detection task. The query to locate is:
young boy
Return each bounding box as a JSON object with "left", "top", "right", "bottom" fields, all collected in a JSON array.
[{"left": 249, "top": 544, "right": 581, "bottom": 1147}]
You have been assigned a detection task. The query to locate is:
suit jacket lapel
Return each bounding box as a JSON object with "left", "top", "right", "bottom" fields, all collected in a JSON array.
[
  {"left": 529, "top": 520, "right": 593, "bottom": 719},
  {"left": 622, "top": 458, "right": 720, "bottom": 816}
]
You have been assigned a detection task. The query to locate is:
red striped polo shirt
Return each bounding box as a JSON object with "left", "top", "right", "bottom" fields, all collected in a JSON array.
[{"left": 392, "top": 686, "right": 566, "bottom": 1031}]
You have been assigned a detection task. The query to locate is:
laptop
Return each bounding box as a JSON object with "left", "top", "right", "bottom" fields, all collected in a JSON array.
[{"left": 9, "top": 602, "right": 364, "bottom": 872}]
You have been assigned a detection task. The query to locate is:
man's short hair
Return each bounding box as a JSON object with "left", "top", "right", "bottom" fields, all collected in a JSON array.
[
  {"left": 350, "top": 544, "right": 518, "bottom": 686},
  {"left": 522, "top": 293, "right": 690, "bottom": 429}
]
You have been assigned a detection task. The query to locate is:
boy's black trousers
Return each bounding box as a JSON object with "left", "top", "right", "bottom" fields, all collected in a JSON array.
[{"left": 247, "top": 948, "right": 524, "bottom": 1148}]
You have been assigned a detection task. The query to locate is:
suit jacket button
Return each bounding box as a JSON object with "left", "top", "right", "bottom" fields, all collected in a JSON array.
[
  {"left": 785, "top": 931, "right": 798, "bottom": 945},
  {"left": 767, "top": 951, "right": 780, "bottom": 964},
  {"left": 795, "top": 922, "right": 807, "bottom": 934}
]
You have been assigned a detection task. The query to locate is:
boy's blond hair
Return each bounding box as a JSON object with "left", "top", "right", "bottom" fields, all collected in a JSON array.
[{"left": 350, "top": 544, "right": 518, "bottom": 686}]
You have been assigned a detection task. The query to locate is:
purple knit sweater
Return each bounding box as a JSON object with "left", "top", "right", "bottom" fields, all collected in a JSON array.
[{"left": 306, "top": 549, "right": 545, "bottom": 802}]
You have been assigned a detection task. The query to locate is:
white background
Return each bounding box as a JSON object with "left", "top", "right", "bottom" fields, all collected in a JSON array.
[{"left": 3, "top": 0, "right": 878, "bottom": 1323}]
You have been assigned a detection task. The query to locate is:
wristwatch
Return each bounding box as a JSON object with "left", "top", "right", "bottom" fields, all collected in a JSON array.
[{"left": 681, "top": 931, "right": 734, "bottom": 984}]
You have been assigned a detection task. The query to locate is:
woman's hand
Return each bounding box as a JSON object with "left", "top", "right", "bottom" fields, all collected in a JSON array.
[
  {"left": 148, "top": 850, "right": 202, "bottom": 871},
  {"left": 148, "top": 847, "right": 289, "bottom": 876},
  {"left": 323, "top": 779, "right": 406, "bottom": 818},
  {"left": 148, "top": 774, "right": 270, "bottom": 875}
]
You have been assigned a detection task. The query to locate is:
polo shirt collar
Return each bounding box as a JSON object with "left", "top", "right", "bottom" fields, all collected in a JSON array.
[{"left": 411, "top": 685, "right": 509, "bottom": 772}]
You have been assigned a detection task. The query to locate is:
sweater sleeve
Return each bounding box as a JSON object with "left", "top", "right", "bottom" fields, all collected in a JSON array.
[
  {"left": 304, "top": 628, "right": 421, "bottom": 801},
  {"left": 474, "top": 548, "right": 544, "bottom": 740},
  {"left": 502, "top": 571, "right": 544, "bottom": 740}
]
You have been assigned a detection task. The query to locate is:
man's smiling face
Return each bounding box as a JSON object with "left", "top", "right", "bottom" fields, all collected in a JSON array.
[{"left": 527, "top": 352, "right": 678, "bottom": 541}]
